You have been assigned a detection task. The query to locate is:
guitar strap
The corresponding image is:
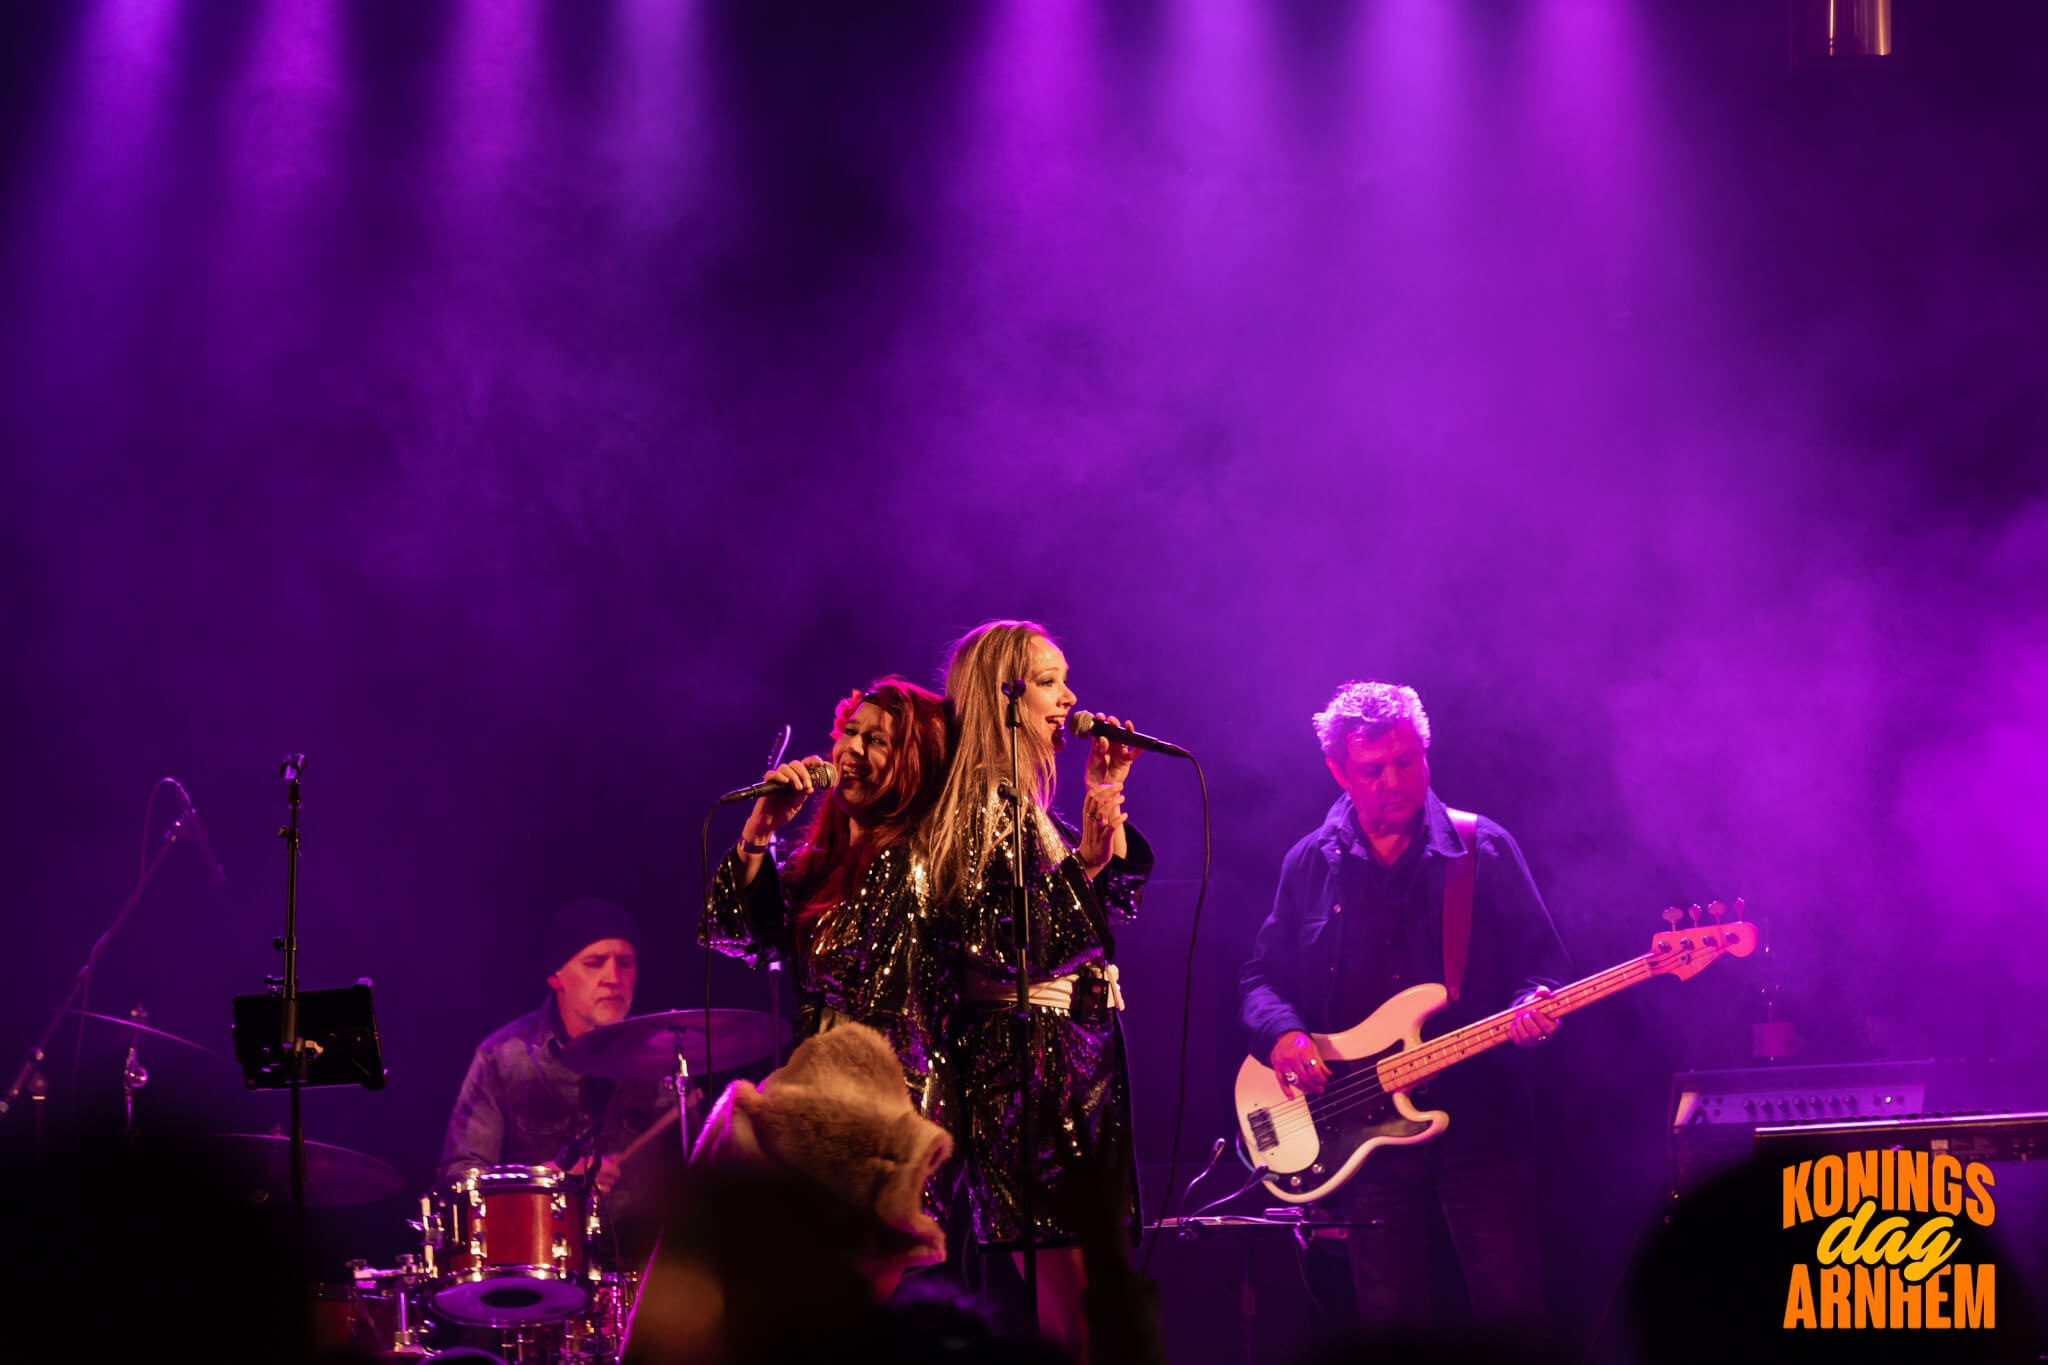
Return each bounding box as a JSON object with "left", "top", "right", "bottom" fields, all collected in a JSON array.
[{"left": 1444, "top": 808, "right": 1479, "bottom": 1001}]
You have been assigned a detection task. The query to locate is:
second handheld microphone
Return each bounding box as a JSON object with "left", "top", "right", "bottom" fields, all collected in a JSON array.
[{"left": 717, "top": 761, "right": 839, "bottom": 805}]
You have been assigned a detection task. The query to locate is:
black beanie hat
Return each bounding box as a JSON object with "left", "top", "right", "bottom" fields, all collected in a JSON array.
[{"left": 542, "top": 899, "right": 641, "bottom": 977}]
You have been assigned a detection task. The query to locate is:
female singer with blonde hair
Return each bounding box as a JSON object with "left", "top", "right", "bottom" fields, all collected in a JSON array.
[{"left": 929, "top": 619, "right": 1152, "bottom": 1357}]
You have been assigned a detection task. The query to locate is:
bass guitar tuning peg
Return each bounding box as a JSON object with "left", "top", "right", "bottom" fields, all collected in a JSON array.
[
  {"left": 1706, "top": 901, "right": 1727, "bottom": 924},
  {"left": 1688, "top": 904, "right": 1703, "bottom": 927},
  {"left": 1662, "top": 907, "right": 1684, "bottom": 930}
]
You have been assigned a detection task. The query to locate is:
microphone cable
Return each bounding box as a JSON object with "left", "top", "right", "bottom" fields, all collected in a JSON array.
[
  {"left": 700, "top": 806, "right": 717, "bottom": 1098},
  {"left": 1139, "top": 753, "right": 1210, "bottom": 1277}
]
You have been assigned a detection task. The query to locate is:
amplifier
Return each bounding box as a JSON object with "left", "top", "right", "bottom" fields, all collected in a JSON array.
[{"left": 1668, "top": 1059, "right": 1937, "bottom": 1195}]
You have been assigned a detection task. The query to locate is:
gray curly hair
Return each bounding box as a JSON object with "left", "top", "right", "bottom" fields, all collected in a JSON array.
[{"left": 1312, "top": 681, "right": 1431, "bottom": 762}]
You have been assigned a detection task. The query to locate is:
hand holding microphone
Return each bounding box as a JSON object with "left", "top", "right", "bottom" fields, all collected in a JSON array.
[
  {"left": 1066, "top": 710, "right": 1192, "bottom": 761},
  {"left": 724, "top": 758, "right": 837, "bottom": 849}
]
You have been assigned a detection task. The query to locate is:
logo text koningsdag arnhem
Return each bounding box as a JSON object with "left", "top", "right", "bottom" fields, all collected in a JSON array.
[{"left": 1780, "top": 1150, "right": 1996, "bottom": 1331}]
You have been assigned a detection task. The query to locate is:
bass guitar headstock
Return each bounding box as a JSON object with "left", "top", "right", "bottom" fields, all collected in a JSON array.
[{"left": 1647, "top": 899, "right": 1756, "bottom": 981}]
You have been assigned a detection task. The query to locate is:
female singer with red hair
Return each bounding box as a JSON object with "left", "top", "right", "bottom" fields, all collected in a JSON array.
[{"left": 701, "top": 678, "right": 954, "bottom": 1118}]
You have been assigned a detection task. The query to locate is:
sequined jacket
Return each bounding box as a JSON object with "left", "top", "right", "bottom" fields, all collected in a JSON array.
[
  {"left": 949, "top": 791, "right": 1154, "bottom": 986},
  {"left": 701, "top": 843, "right": 953, "bottom": 1119}
]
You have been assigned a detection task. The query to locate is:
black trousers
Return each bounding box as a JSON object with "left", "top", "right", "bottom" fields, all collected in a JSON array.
[{"left": 1339, "top": 1142, "right": 1548, "bottom": 1341}]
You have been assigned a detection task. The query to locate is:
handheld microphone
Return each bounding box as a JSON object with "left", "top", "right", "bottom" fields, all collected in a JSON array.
[
  {"left": 166, "top": 806, "right": 227, "bottom": 888},
  {"left": 716, "top": 761, "right": 838, "bottom": 806},
  {"left": 1064, "top": 711, "right": 1193, "bottom": 759}
]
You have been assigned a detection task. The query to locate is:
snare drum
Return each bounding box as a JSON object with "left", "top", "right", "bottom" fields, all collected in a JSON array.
[{"left": 425, "top": 1165, "right": 598, "bottom": 1325}]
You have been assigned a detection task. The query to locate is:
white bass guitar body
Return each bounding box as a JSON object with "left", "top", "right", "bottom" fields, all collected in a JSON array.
[{"left": 1233, "top": 985, "right": 1451, "bottom": 1205}]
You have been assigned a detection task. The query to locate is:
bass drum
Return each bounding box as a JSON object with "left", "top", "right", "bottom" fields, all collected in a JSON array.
[
  {"left": 306, "top": 1282, "right": 431, "bottom": 1358},
  {"left": 427, "top": 1165, "right": 598, "bottom": 1325}
]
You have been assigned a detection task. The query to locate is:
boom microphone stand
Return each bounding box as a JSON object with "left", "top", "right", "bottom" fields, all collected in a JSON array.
[
  {"left": 1001, "top": 678, "right": 1038, "bottom": 1328},
  {"left": 2, "top": 789, "right": 204, "bottom": 1124}
]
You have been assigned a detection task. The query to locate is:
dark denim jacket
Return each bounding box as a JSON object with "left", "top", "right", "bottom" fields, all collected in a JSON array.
[{"left": 437, "top": 996, "right": 676, "bottom": 1186}]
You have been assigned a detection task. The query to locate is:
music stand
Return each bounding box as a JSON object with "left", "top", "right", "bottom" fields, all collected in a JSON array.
[{"left": 231, "top": 981, "right": 386, "bottom": 1092}]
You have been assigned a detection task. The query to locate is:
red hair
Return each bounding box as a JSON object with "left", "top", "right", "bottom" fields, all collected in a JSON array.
[{"left": 785, "top": 677, "right": 950, "bottom": 918}]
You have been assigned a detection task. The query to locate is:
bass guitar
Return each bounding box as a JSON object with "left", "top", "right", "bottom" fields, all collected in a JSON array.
[{"left": 1234, "top": 901, "right": 1755, "bottom": 1203}]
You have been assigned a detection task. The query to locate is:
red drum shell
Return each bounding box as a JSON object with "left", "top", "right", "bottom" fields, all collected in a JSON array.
[{"left": 429, "top": 1165, "right": 593, "bottom": 1326}]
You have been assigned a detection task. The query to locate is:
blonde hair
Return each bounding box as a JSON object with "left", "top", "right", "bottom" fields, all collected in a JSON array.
[{"left": 926, "top": 619, "right": 1069, "bottom": 904}]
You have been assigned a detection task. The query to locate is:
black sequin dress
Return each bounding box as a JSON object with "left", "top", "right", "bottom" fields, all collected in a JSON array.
[
  {"left": 944, "top": 793, "right": 1154, "bottom": 1246},
  {"left": 701, "top": 844, "right": 955, "bottom": 1130}
]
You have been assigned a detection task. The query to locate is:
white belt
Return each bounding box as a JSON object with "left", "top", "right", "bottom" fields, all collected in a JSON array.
[{"left": 963, "top": 965, "right": 1124, "bottom": 1014}]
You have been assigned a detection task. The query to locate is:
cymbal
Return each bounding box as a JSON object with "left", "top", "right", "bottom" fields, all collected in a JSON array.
[
  {"left": 212, "top": 1133, "right": 404, "bottom": 1206},
  {"left": 58, "top": 1008, "right": 225, "bottom": 1058},
  {"left": 559, "top": 1009, "right": 789, "bottom": 1080}
]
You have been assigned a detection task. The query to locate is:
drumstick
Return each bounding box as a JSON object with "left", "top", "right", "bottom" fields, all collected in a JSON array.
[{"left": 617, "top": 1107, "right": 680, "bottom": 1164}]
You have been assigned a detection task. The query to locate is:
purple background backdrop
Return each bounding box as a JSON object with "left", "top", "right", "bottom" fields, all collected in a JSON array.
[{"left": 3, "top": 0, "right": 2045, "bottom": 1352}]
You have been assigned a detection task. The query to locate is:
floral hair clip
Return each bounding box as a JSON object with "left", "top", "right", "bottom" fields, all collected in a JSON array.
[{"left": 830, "top": 687, "right": 867, "bottom": 736}]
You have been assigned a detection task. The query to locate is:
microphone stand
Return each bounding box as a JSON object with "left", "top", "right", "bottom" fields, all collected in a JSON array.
[
  {"left": 276, "top": 755, "right": 310, "bottom": 1252},
  {"left": 1001, "top": 678, "right": 1038, "bottom": 1328},
  {"left": 761, "top": 725, "right": 791, "bottom": 1071},
  {"left": 2, "top": 805, "right": 187, "bottom": 1124}
]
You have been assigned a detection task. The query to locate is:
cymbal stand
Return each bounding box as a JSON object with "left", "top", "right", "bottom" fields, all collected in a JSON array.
[
  {"left": 672, "top": 1036, "right": 693, "bottom": 1160},
  {"left": 2, "top": 801, "right": 186, "bottom": 1124},
  {"left": 120, "top": 1004, "right": 151, "bottom": 1140}
]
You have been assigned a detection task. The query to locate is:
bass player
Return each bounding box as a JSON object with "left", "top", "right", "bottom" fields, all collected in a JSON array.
[{"left": 1237, "top": 680, "right": 1569, "bottom": 1342}]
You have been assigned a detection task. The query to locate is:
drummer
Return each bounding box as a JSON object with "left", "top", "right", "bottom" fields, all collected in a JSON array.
[{"left": 438, "top": 899, "right": 677, "bottom": 1201}]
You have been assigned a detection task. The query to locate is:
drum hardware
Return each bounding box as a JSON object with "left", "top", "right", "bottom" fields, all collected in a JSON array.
[
  {"left": 412, "top": 1193, "right": 444, "bottom": 1277},
  {"left": 112, "top": 1003, "right": 154, "bottom": 1135},
  {"left": 496, "top": 1270, "right": 638, "bottom": 1365},
  {"left": 347, "top": 1258, "right": 431, "bottom": 1354},
  {"left": 428, "top": 1165, "right": 597, "bottom": 1326},
  {"left": 318, "top": 1256, "right": 638, "bottom": 1363}
]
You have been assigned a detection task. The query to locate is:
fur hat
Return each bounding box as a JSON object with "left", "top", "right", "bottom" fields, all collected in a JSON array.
[{"left": 694, "top": 1022, "right": 953, "bottom": 1276}]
